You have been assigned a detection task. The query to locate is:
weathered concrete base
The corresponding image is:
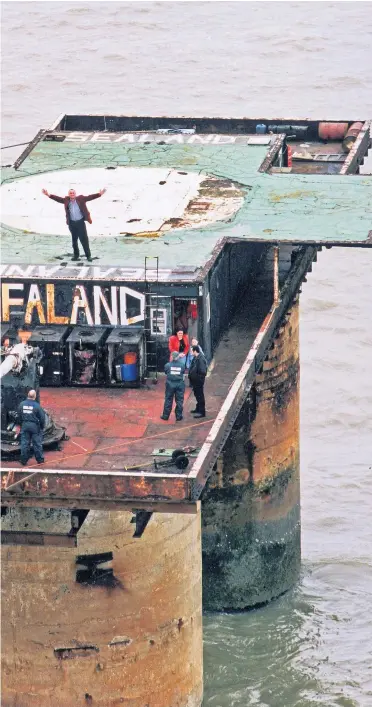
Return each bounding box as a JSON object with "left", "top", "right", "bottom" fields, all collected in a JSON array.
[
  {"left": 1, "top": 506, "right": 203, "bottom": 707},
  {"left": 202, "top": 301, "right": 301, "bottom": 610},
  {"left": 202, "top": 477, "right": 300, "bottom": 610}
]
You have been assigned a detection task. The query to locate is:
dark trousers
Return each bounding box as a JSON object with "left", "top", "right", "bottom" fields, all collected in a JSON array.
[
  {"left": 20, "top": 427, "right": 44, "bottom": 464},
  {"left": 68, "top": 218, "right": 91, "bottom": 258},
  {"left": 163, "top": 381, "right": 185, "bottom": 420},
  {"left": 192, "top": 380, "right": 206, "bottom": 415}
]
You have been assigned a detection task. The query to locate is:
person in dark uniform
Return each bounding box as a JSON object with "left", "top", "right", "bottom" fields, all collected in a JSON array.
[
  {"left": 42, "top": 187, "right": 107, "bottom": 261},
  {"left": 189, "top": 345, "right": 207, "bottom": 418},
  {"left": 160, "top": 351, "right": 186, "bottom": 422},
  {"left": 18, "top": 390, "right": 46, "bottom": 466}
]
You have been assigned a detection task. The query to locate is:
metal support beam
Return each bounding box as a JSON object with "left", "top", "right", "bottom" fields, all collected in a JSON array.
[
  {"left": 1, "top": 495, "right": 199, "bottom": 515},
  {"left": 13, "top": 129, "right": 47, "bottom": 170},
  {"left": 273, "top": 246, "right": 280, "bottom": 304},
  {"left": 1, "top": 468, "right": 191, "bottom": 508},
  {"left": 258, "top": 135, "right": 285, "bottom": 173},
  {"left": 1, "top": 531, "right": 77, "bottom": 547},
  {"left": 340, "top": 120, "right": 371, "bottom": 175}
]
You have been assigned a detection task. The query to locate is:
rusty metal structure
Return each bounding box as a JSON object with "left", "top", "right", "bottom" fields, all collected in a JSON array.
[{"left": 1, "top": 115, "right": 371, "bottom": 706}]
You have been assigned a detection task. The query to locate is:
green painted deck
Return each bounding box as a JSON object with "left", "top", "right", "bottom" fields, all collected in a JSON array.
[{"left": 1, "top": 137, "right": 371, "bottom": 270}]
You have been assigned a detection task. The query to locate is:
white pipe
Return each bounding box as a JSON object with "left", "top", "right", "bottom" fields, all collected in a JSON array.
[
  {"left": 0, "top": 343, "right": 30, "bottom": 379},
  {"left": 0, "top": 355, "right": 17, "bottom": 378}
]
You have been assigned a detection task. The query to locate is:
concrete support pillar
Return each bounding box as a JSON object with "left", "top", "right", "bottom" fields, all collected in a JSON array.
[
  {"left": 201, "top": 301, "right": 300, "bottom": 610},
  {"left": 1, "top": 506, "right": 203, "bottom": 707}
]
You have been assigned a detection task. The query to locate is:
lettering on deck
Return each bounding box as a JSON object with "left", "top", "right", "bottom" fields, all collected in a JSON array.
[
  {"left": 0, "top": 264, "right": 194, "bottom": 283},
  {"left": 63, "top": 131, "right": 263, "bottom": 145}
]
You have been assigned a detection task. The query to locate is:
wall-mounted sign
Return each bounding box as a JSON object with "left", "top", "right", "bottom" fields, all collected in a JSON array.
[
  {"left": 1, "top": 281, "right": 145, "bottom": 328},
  {"left": 0, "top": 264, "right": 199, "bottom": 283}
]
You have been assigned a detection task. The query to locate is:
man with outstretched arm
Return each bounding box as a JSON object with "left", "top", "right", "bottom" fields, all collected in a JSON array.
[{"left": 42, "top": 187, "right": 107, "bottom": 261}]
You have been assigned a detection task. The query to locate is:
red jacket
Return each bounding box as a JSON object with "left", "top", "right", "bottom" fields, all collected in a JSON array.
[
  {"left": 168, "top": 334, "right": 190, "bottom": 358},
  {"left": 49, "top": 193, "right": 102, "bottom": 224}
]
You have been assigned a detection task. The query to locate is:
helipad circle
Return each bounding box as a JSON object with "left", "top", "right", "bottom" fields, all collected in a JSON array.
[{"left": 1, "top": 167, "right": 245, "bottom": 238}]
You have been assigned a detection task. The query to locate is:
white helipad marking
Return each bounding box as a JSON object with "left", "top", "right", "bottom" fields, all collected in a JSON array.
[{"left": 1, "top": 166, "right": 243, "bottom": 238}]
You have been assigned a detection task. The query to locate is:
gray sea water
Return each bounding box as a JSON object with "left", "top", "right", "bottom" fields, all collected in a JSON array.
[{"left": 1, "top": 2, "right": 372, "bottom": 706}]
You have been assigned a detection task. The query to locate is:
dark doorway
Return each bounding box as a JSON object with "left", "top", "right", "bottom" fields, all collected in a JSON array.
[{"left": 172, "top": 298, "right": 198, "bottom": 339}]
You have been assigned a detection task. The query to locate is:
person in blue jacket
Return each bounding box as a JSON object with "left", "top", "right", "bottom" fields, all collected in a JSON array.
[
  {"left": 160, "top": 351, "right": 186, "bottom": 422},
  {"left": 18, "top": 390, "right": 46, "bottom": 465}
]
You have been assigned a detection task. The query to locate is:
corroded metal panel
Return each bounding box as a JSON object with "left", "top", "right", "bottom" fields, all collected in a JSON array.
[
  {"left": 3, "top": 497, "right": 198, "bottom": 514},
  {"left": 1, "top": 468, "right": 191, "bottom": 506},
  {"left": 1, "top": 530, "right": 77, "bottom": 547},
  {"left": 1, "top": 506, "right": 203, "bottom": 706}
]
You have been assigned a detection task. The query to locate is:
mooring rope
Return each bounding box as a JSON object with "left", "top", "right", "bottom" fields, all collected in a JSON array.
[
  {"left": 3, "top": 417, "right": 215, "bottom": 491},
  {"left": 1, "top": 141, "right": 30, "bottom": 150}
]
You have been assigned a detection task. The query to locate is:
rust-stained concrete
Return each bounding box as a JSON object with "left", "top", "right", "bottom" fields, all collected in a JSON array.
[
  {"left": 1, "top": 505, "right": 203, "bottom": 707},
  {"left": 201, "top": 302, "right": 300, "bottom": 610}
]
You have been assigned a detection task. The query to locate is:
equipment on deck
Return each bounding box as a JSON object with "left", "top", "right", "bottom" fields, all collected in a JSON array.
[
  {"left": 28, "top": 326, "right": 70, "bottom": 386},
  {"left": 104, "top": 326, "right": 145, "bottom": 387},
  {"left": 1, "top": 342, "right": 67, "bottom": 458},
  {"left": 152, "top": 446, "right": 200, "bottom": 471},
  {"left": 66, "top": 326, "right": 109, "bottom": 386}
]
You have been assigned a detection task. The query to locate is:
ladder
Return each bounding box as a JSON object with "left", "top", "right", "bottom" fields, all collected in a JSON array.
[{"left": 144, "top": 256, "right": 160, "bottom": 382}]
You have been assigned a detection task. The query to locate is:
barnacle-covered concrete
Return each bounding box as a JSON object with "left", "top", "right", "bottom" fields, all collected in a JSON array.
[{"left": 201, "top": 302, "right": 301, "bottom": 609}]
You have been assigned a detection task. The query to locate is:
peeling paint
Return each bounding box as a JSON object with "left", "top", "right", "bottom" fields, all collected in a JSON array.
[{"left": 269, "top": 189, "right": 318, "bottom": 202}]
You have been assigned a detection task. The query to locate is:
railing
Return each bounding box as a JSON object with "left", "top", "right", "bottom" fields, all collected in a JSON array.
[{"left": 188, "top": 244, "right": 317, "bottom": 499}]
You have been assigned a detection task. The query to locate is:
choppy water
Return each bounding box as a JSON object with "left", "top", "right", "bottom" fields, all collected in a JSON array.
[{"left": 2, "top": 3, "right": 372, "bottom": 706}]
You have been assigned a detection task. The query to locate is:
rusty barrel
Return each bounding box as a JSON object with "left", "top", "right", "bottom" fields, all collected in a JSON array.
[
  {"left": 318, "top": 122, "right": 348, "bottom": 140},
  {"left": 342, "top": 122, "right": 364, "bottom": 152}
]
